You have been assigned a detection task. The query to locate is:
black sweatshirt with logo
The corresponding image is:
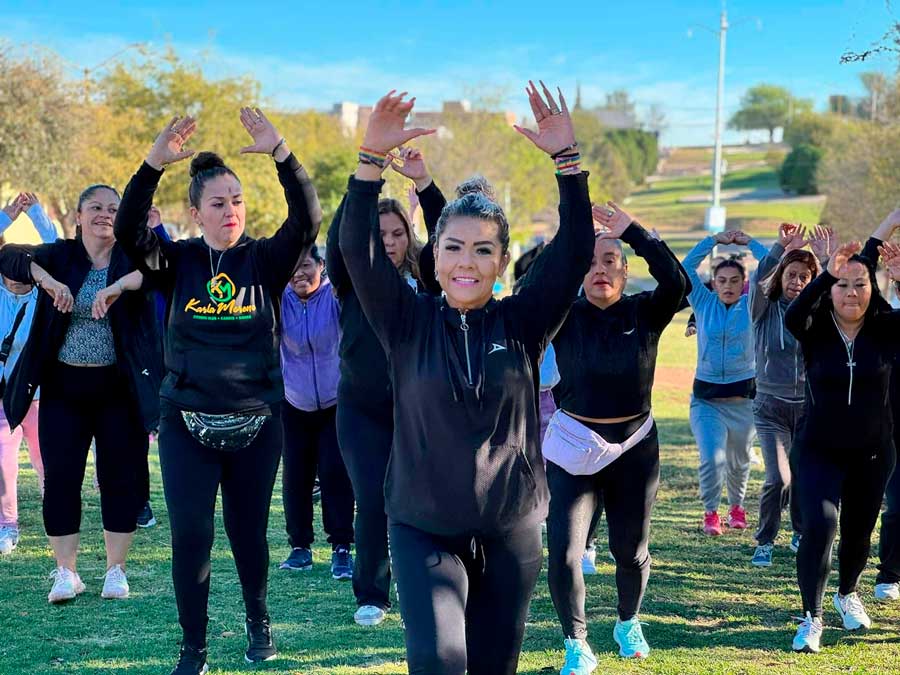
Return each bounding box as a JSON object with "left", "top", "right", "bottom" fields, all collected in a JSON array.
[
  {"left": 325, "top": 181, "right": 445, "bottom": 411},
  {"left": 338, "top": 172, "right": 594, "bottom": 537},
  {"left": 114, "top": 156, "right": 321, "bottom": 414},
  {"left": 552, "top": 222, "right": 688, "bottom": 419},
  {"left": 784, "top": 269, "right": 899, "bottom": 458}
]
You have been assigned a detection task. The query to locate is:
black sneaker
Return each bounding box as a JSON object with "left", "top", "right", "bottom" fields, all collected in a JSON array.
[
  {"left": 331, "top": 546, "right": 353, "bottom": 580},
  {"left": 136, "top": 501, "right": 157, "bottom": 528},
  {"left": 170, "top": 644, "right": 208, "bottom": 675},
  {"left": 279, "top": 547, "right": 312, "bottom": 571},
  {"left": 245, "top": 615, "right": 277, "bottom": 663}
]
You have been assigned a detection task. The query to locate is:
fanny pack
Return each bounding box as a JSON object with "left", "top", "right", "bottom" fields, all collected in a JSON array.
[
  {"left": 542, "top": 409, "right": 655, "bottom": 475},
  {"left": 181, "top": 411, "right": 268, "bottom": 452}
]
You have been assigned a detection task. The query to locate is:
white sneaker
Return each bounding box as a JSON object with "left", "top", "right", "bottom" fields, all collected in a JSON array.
[
  {"left": 354, "top": 605, "right": 386, "bottom": 626},
  {"left": 0, "top": 526, "right": 19, "bottom": 555},
  {"left": 581, "top": 546, "right": 597, "bottom": 575},
  {"left": 874, "top": 582, "right": 900, "bottom": 601},
  {"left": 792, "top": 612, "right": 822, "bottom": 653},
  {"left": 833, "top": 592, "right": 871, "bottom": 630},
  {"left": 101, "top": 564, "right": 130, "bottom": 599},
  {"left": 48, "top": 567, "right": 86, "bottom": 604}
]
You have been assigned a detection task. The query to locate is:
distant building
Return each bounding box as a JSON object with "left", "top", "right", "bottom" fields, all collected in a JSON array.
[
  {"left": 332, "top": 102, "right": 372, "bottom": 136},
  {"left": 332, "top": 99, "right": 516, "bottom": 137}
]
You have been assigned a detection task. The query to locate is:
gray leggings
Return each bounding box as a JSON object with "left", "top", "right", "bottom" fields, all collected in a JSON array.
[{"left": 690, "top": 397, "right": 755, "bottom": 512}]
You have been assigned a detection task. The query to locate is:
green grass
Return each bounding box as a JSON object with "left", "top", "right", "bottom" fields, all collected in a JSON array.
[{"left": 3, "top": 312, "right": 898, "bottom": 674}]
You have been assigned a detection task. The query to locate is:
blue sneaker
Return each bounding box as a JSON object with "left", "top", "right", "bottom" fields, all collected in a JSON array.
[
  {"left": 560, "top": 638, "right": 597, "bottom": 675},
  {"left": 613, "top": 617, "right": 650, "bottom": 659},
  {"left": 751, "top": 543, "right": 774, "bottom": 567},
  {"left": 331, "top": 546, "right": 353, "bottom": 580},
  {"left": 790, "top": 533, "right": 802, "bottom": 553}
]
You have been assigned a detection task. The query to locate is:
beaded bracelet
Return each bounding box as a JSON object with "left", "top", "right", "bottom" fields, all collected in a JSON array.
[
  {"left": 359, "top": 146, "right": 389, "bottom": 168},
  {"left": 554, "top": 151, "right": 582, "bottom": 176}
]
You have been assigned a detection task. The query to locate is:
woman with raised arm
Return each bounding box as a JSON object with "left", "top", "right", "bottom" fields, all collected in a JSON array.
[
  {"left": 0, "top": 184, "right": 161, "bottom": 604},
  {"left": 543, "top": 202, "right": 687, "bottom": 670},
  {"left": 683, "top": 230, "right": 767, "bottom": 535},
  {"left": 784, "top": 240, "right": 899, "bottom": 653},
  {"left": 324, "top": 145, "right": 445, "bottom": 626},
  {"left": 339, "top": 84, "right": 593, "bottom": 675},
  {"left": 113, "top": 110, "right": 321, "bottom": 675},
  {"left": 747, "top": 223, "right": 820, "bottom": 568}
]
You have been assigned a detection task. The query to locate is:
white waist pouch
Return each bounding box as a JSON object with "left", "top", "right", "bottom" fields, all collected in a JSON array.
[{"left": 542, "top": 409, "right": 655, "bottom": 475}]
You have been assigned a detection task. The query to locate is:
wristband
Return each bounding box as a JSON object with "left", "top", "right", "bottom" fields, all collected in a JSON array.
[
  {"left": 271, "top": 138, "right": 286, "bottom": 157},
  {"left": 554, "top": 151, "right": 582, "bottom": 176},
  {"left": 551, "top": 143, "right": 579, "bottom": 159}
]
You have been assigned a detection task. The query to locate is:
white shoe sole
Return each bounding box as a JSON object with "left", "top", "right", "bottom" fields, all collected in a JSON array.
[
  {"left": 792, "top": 643, "right": 820, "bottom": 654},
  {"left": 613, "top": 634, "right": 649, "bottom": 659},
  {"left": 751, "top": 560, "right": 772, "bottom": 567},
  {"left": 244, "top": 653, "right": 277, "bottom": 663},
  {"left": 136, "top": 517, "right": 156, "bottom": 528},
  {"left": 101, "top": 589, "right": 130, "bottom": 599},
  {"left": 355, "top": 614, "right": 386, "bottom": 627},
  {"left": 874, "top": 586, "right": 900, "bottom": 602},
  {"left": 48, "top": 582, "right": 85, "bottom": 604}
]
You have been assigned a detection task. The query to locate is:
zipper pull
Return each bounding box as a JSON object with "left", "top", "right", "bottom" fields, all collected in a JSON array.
[{"left": 459, "top": 311, "right": 469, "bottom": 332}]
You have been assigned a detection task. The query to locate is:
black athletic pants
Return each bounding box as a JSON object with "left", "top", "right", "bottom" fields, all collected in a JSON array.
[
  {"left": 390, "top": 520, "right": 543, "bottom": 675},
  {"left": 159, "top": 403, "right": 282, "bottom": 648},
  {"left": 794, "top": 445, "right": 895, "bottom": 617},
  {"left": 547, "top": 417, "right": 660, "bottom": 638},
  {"left": 39, "top": 363, "right": 147, "bottom": 536},
  {"left": 336, "top": 395, "right": 392, "bottom": 609},
  {"left": 281, "top": 403, "right": 354, "bottom": 549},
  {"left": 877, "top": 425, "right": 900, "bottom": 585}
]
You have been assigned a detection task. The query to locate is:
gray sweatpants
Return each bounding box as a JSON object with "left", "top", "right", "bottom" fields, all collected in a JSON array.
[{"left": 689, "top": 397, "right": 755, "bottom": 512}]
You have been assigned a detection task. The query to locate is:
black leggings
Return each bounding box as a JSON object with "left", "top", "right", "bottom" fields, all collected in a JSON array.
[
  {"left": 281, "top": 403, "right": 354, "bottom": 549},
  {"left": 878, "top": 425, "right": 900, "bottom": 585},
  {"left": 794, "top": 446, "right": 895, "bottom": 617},
  {"left": 336, "top": 395, "right": 392, "bottom": 609},
  {"left": 39, "top": 363, "right": 148, "bottom": 536},
  {"left": 390, "top": 520, "right": 543, "bottom": 675},
  {"left": 547, "top": 416, "right": 660, "bottom": 638},
  {"left": 159, "top": 403, "right": 282, "bottom": 648}
]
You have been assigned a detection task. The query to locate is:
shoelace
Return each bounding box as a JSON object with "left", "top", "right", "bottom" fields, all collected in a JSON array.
[
  {"left": 563, "top": 640, "right": 588, "bottom": 667},
  {"left": 755, "top": 544, "right": 774, "bottom": 556},
  {"left": 49, "top": 567, "right": 73, "bottom": 583},
  {"left": 842, "top": 593, "right": 866, "bottom": 616},
  {"left": 97, "top": 566, "right": 126, "bottom": 583},
  {"left": 793, "top": 613, "right": 822, "bottom": 638},
  {"left": 621, "top": 620, "right": 649, "bottom": 648}
]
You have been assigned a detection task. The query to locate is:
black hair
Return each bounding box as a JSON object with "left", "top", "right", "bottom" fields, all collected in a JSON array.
[
  {"left": 77, "top": 184, "right": 120, "bottom": 212},
  {"left": 188, "top": 152, "right": 239, "bottom": 208},
  {"left": 292, "top": 244, "right": 324, "bottom": 275},
  {"left": 713, "top": 257, "right": 746, "bottom": 280},
  {"left": 435, "top": 175, "right": 510, "bottom": 254}
]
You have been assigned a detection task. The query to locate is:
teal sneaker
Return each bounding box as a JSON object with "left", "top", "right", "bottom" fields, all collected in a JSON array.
[
  {"left": 560, "top": 637, "right": 597, "bottom": 675},
  {"left": 613, "top": 616, "right": 650, "bottom": 659},
  {"left": 751, "top": 543, "right": 774, "bottom": 567}
]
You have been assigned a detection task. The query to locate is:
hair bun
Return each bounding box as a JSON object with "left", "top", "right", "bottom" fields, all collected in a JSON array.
[
  {"left": 189, "top": 151, "right": 227, "bottom": 178},
  {"left": 455, "top": 174, "right": 496, "bottom": 201}
]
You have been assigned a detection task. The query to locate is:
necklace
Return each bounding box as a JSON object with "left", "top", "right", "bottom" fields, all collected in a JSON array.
[
  {"left": 830, "top": 312, "right": 857, "bottom": 405},
  {"left": 208, "top": 244, "right": 225, "bottom": 280}
]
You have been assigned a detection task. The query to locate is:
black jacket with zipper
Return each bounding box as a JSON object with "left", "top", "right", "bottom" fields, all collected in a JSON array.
[
  {"left": 325, "top": 180, "right": 445, "bottom": 412},
  {"left": 0, "top": 239, "right": 163, "bottom": 432},
  {"left": 339, "top": 172, "right": 594, "bottom": 537},
  {"left": 113, "top": 155, "right": 321, "bottom": 414}
]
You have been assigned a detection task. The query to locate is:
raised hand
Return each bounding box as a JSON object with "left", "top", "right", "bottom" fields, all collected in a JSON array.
[
  {"left": 19, "top": 192, "right": 39, "bottom": 210},
  {"left": 392, "top": 147, "right": 432, "bottom": 190},
  {"left": 592, "top": 201, "right": 633, "bottom": 240},
  {"left": 514, "top": 81, "right": 576, "bottom": 156},
  {"left": 827, "top": 241, "right": 861, "bottom": 278},
  {"left": 808, "top": 225, "right": 836, "bottom": 262},
  {"left": 879, "top": 241, "right": 900, "bottom": 281},
  {"left": 714, "top": 230, "right": 737, "bottom": 245},
  {"left": 239, "top": 107, "right": 285, "bottom": 156},
  {"left": 361, "top": 91, "right": 436, "bottom": 154},
  {"left": 1, "top": 193, "right": 25, "bottom": 221},
  {"left": 874, "top": 208, "right": 900, "bottom": 241},
  {"left": 147, "top": 206, "right": 162, "bottom": 230},
  {"left": 778, "top": 223, "right": 808, "bottom": 252},
  {"left": 41, "top": 276, "right": 74, "bottom": 313},
  {"left": 732, "top": 231, "right": 751, "bottom": 246},
  {"left": 146, "top": 116, "right": 197, "bottom": 170},
  {"left": 407, "top": 185, "right": 420, "bottom": 222}
]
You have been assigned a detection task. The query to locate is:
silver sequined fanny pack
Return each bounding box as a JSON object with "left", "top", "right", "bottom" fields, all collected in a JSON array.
[{"left": 181, "top": 411, "right": 268, "bottom": 452}]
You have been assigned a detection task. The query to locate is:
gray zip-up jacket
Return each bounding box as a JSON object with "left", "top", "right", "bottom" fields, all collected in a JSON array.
[{"left": 749, "top": 242, "right": 806, "bottom": 400}]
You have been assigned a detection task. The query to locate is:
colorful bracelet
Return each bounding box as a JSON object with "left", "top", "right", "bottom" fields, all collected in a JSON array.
[
  {"left": 554, "top": 151, "right": 582, "bottom": 175},
  {"left": 359, "top": 146, "right": 389, "bottom": 168},
  {"left": 551, "top": 143, "right": 579, "bottom": 159}
]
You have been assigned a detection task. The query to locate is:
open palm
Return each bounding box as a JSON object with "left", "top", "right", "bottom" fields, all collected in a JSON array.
[
  {"left": 362, "top": 91, "right": 435, "bottom": 154},
  {"left": 239, "top": 107, "right": 282, "bottom": 154},
  {"left": 880, "top": 242, "right": 900, "bottom": 281},
  {"left": 147, "top": 116, "right": 197, "bottom": 169},
  {"left": 513, "top": 81, "right": 576, "bottom": 156}
]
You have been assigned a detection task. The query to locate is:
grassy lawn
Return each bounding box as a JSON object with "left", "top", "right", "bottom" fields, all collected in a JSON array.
[{"left": 2, "top": 312, "right": 898, "bottom": 674}]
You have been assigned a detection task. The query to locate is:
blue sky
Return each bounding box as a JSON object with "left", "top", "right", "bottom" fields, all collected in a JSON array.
[{"left": 2, "top": 0, "right": 897, "bottom": 146}]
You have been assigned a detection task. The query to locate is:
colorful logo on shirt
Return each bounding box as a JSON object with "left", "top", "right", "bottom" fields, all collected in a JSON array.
[
  {"left": 184, "top": 273, "right": 257, "bottom": 321},
  {"left": 207, "top": 273, "right": 235, "bottom": 304}
]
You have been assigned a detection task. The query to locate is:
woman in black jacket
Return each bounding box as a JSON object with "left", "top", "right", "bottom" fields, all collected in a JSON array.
[
  {"left": 784, "top": 241, "right": 899, "bottom": 654},
  {"left": 339, "top": 84, "right": 594, "bottom": 675},
  {"left": 0, "top": 184, "right": 162, "bottom": 607},
  {"left": 324, "top": 146, "right": 445, "bottom": 626},
  {"left": 113, "top": 109, "right": 321, "bottom": 675}
]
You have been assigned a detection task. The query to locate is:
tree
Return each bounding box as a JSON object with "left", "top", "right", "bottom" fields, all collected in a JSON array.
[
  {"left": 728, "top": 84, "right": 810, "bottom": 143},
  {"left": 779, "top": 144, "right": 822, "bottom": 195},
  {"left": 828, "top": 94, "right": 854, "bottom": 116},
  {"left": 604, "top": 90, "right": 636, "bottom": 115},
  {"left": 858, "top": 71, "right": 889, "bottom": 121}
]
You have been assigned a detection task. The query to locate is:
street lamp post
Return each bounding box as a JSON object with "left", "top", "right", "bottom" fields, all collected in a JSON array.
[{"left": 707, "top": 10, "right": 728, "bottom": 233}]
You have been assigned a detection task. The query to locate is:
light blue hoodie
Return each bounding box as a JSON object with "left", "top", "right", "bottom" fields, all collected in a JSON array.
[
  {"left": 683, "top": 235, "right": 767, "bottom": 385},
  {"left": 0, "top": 202, "right": 60, "bottom": 398}
]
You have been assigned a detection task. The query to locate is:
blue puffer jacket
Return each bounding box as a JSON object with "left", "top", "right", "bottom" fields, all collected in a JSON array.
[
  {"left": 280, "top": 277, "right": 341, "bottom": 411},
  {"left": 683, "top": 235, "right": 767, "bottom": 384}
]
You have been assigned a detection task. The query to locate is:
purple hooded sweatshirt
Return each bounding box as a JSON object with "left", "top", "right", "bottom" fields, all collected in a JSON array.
[{"left": 280, "top": 277, "right": 341, "bottom": 411}]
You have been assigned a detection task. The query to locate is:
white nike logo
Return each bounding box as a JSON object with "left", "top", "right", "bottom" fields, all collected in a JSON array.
[
  {"left": 623, "top": 328, "right": 635, "bottom": 335},
  {"left": 488, "top": 343, "right": 507, "bottom": 354}
]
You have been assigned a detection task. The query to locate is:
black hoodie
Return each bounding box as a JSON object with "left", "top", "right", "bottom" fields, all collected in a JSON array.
[
  {"left": 339, "top": 172, "right": 594, "bottom": 537},
  {"left": 114, "top": 155, "right": 321, "bottom": 414}
]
